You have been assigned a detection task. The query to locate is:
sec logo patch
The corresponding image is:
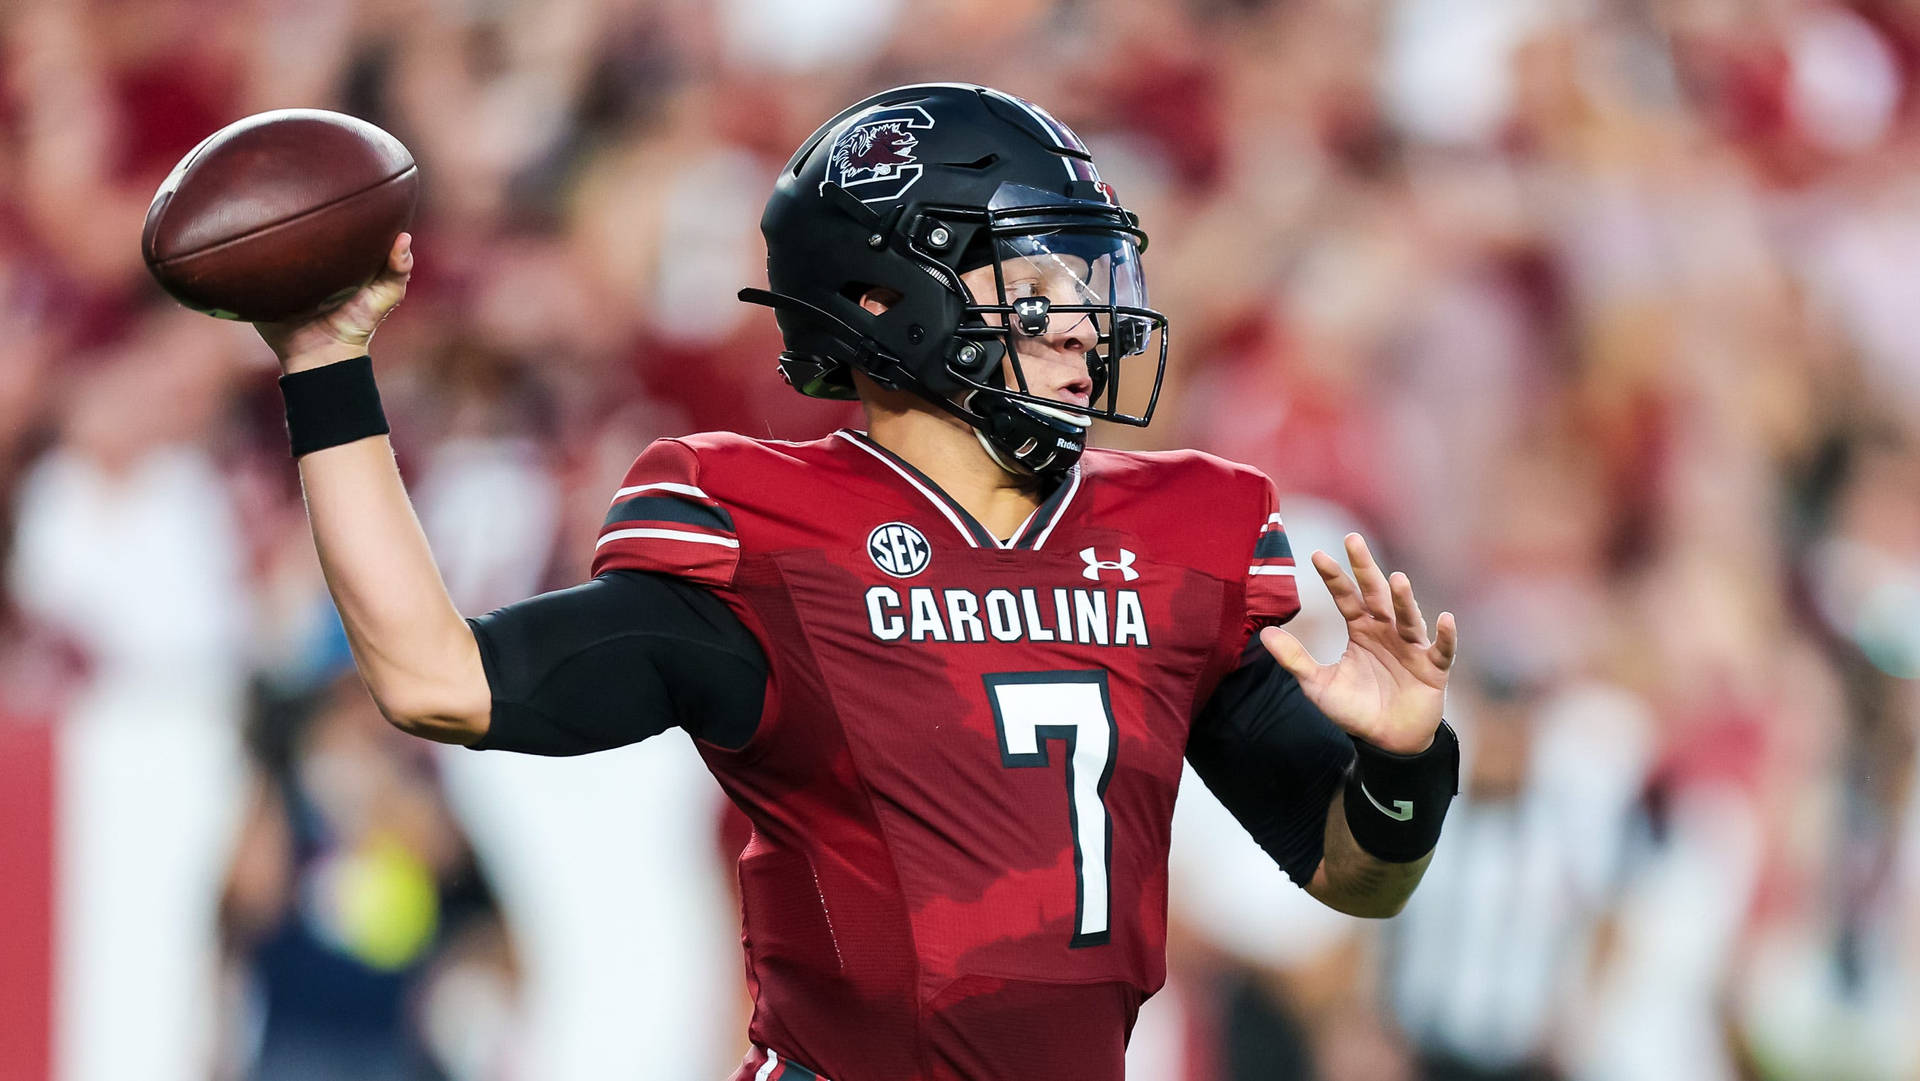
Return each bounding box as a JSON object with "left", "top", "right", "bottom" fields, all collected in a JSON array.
[{"left": 868, "top": 522, "right": 931, "bottom": 578}]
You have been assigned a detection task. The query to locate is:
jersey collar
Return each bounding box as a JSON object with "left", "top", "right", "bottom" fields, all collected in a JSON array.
[{"left": 835, "top": 429, "right": 1081, "bottom": 550}]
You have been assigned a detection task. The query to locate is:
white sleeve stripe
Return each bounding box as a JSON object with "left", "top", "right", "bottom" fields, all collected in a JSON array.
[
  {"left": 611, "top": 481, "right": 711, "bottom": 501},
  {"left": 596, "top": 527, "right": 741, "bottom": 549},
  {"left": 1266, "top": 513, "right": 1286, "bottom": 525},
  {"left": 1248, "top": 565, "right": 1298, "bottom": 576},
  {"left": 753, "top": 1050, "right": 779, "bottom": 1081}
]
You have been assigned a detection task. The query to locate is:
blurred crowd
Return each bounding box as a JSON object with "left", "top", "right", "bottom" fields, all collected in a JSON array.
[{"left": 4, "top": 0, "right": 1920, "bottom": 1079}]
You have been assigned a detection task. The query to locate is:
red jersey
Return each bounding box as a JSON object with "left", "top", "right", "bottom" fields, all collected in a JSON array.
[{"left": 591, "top": 429, "right": 1302, "bottom": 1081}]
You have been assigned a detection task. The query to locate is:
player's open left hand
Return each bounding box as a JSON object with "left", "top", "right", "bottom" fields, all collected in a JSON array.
[
  {"left": 254, "top": 233, "right": 413, "bottom": 373},
  {"left": 1259, "top": 533, "right": 1457, "bottom": 755}
]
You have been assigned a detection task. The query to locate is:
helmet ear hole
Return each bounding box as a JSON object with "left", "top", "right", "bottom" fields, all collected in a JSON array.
[{"left": 843, "top": 283, "right": 903, "bottom": 315}]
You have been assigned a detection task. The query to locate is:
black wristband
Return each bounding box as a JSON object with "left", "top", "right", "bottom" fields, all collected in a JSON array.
[
  {"left": 1342, "top": 721, "right": 1461, "bottom": 863},
  {"left": 280, "top": 355, "right": 389, "bottom": 457}
]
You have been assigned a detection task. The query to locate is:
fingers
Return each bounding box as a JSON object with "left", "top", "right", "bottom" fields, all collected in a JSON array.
[
  {"left": 1311, "top": 549, "right": 1368, "bottom": 622},
  {"left": 1429, "top": 611, "right": 1458, "bottom": 671},
  {"left": 363, "top": 234, "right": 413, "bottom": 322},
  {"left": 1390, "top": 571, "right": 1427, "bottom": 644},
  {"left": 1324, "top": 535, "right": 1446, "bottom": 658},
  {"left": 1345, "top": 533, "right": 1394, "bottom": 619},
  {"left": 386, "top": 232, "right": 414, "bottom": 277},
  {"left": 1259, "top": 626, "right": 1321, "bottom": 683}
]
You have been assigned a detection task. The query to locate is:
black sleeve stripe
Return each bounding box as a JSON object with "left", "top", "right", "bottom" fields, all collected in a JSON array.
[
  {"left": 602, "top": 495, "right": 736, "bottom": 533},
  {"left": 1254, "top": 531, "right": 1293, "bottom": 559}
]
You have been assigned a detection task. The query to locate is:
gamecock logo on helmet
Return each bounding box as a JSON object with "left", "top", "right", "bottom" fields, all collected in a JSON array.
[{"left": 822, "top": 106, "right": 936, "bottom": 205}]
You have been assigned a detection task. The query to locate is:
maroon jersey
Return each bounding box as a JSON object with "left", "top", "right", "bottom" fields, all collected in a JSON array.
[{"left": 592, "top": 430, "right": 1301, "bottom": 1081}]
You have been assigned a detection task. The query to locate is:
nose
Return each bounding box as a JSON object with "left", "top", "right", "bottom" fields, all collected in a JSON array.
[{"left": 1038, "top": 310, "right": 1095, "bottom": 356}]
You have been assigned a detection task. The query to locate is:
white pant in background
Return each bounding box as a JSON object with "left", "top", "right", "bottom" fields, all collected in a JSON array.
[
  {"left": 436, "top": 734, "right": 742, "bottom": 1081},
  {"left": 56, "top": 678, "right": 246, "bottom": 1081}
]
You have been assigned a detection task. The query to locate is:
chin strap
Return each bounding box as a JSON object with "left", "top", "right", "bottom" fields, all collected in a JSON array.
[{"left": 966, "top": 393, "right": 1092, "bottom": 478}]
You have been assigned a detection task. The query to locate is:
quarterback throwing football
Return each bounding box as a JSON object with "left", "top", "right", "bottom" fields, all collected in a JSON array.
[{"left": 258, "top": 84, "right": 1461, "bottom": 1081}]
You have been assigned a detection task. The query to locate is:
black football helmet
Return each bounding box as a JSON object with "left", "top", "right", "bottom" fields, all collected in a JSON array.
[{"left": 739, "top": 83, "right": 1168, "bottom": 477}]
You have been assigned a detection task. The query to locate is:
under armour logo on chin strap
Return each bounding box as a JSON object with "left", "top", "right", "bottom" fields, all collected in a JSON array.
[{"left": 1080, "top": 547, "right": 1140, "bottom": 581}]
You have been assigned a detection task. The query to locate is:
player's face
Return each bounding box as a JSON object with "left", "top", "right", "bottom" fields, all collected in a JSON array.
[{"left": 958, "top": 256, "right": 1096, "bottom": 409}]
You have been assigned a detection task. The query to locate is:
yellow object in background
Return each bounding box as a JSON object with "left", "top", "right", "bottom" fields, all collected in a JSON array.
[{"left": 306, "top": 834, "right": 440, "bottom": 972}]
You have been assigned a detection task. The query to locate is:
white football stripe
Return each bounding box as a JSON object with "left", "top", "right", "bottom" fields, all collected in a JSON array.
[
  {"left": 596, "top": 527, "right": 740, "bottom": 549},
  {"left": 611, "top": 481, "right": 711, "bottom": 501}
]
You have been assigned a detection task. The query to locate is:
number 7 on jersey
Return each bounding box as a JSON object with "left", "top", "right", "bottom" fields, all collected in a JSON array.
[{"left": 983, "top": 670, "right": 1119, "bottom": 948}]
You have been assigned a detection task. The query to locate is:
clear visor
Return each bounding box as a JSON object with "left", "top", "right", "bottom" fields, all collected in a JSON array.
[{"left": 969, "top": 229, "right": 1147, "bottom": 312}]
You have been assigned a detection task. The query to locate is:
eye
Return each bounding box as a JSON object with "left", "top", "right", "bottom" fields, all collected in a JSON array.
[{"left": 1005, "top": 279, "right": 1040, "bottom": 300}]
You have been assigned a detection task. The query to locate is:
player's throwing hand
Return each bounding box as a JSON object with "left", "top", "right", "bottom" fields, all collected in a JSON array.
[
  {"left": 1259, "top": 533, "right": 1458, "bottom": 755},
  {"left": 254, "top": 233, "right": 414, "bottom": 373}
]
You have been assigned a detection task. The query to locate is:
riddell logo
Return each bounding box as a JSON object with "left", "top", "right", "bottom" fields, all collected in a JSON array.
[
  {"left": 823, "top": 106, "right": 936, "bottom": 205},
  {"left": 1080, "top": 548, "right": 1139, "bottom": 582}
]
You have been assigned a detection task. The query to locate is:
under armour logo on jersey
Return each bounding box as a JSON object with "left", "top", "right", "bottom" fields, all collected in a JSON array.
[
  {"left": 869, "top": 522, "right": 932, "bottom": 578},
  {"left": 1080, "top": 547, "right": 1139, "bottom": 581}
]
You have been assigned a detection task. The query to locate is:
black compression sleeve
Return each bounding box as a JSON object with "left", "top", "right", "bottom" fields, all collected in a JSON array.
[
  {"left": 465, "top": 571, "right": 768, "bottom": 755},
  {"left": 1186, "top": 640, "right": 1356, "bottom": 886}
]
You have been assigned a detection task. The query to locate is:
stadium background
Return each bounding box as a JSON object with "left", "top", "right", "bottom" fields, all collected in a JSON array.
[{"left": 4, "top": 0, "right": 1920, "bottom": 1079}]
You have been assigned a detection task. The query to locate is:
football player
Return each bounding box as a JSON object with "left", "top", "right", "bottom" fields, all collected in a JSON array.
[{"left": 257, "top": 83, "right": 1461, "bottom": 1081}]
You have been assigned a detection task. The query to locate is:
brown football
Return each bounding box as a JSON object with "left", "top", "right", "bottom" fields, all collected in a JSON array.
[{"left": 141, "top": 109, "right": 418, "bottom": 323}]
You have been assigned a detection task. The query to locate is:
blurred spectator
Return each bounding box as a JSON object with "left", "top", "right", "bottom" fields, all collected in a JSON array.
[
  {"left": 1384, "top": 665, "right": 1652, "bottom": 1081},
  {"left": 219, "top": 676, "right": 515, "bottom": 1081},
  {"left": 6, "top": 318, "right": 252, "bottom": 1081}
]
